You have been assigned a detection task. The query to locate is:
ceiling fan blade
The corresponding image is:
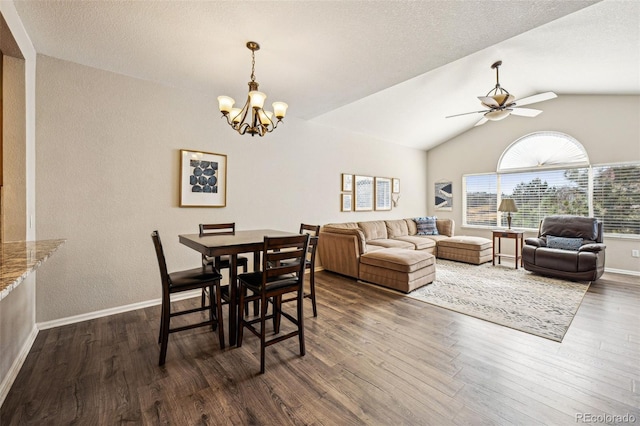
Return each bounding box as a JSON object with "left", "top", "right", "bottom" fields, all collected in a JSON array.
[
  {"left": 478, "top": 96, "right": 500, "bottom": 108},
  {"left": 514, "top": 92, "right": 557, "bottom": 107},
  {"left": 474, "top": 116, "right": 488, "bottom": 126},
  {"left": 446, "top": 110, "right": 487, "bottom": 118},
  {"left": 510, "top": 107, "right": 542, "bottom": 117}
]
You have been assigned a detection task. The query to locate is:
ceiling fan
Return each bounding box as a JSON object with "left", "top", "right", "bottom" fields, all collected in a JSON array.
[{"left": 446, "top": 60, "right": 557, "bottom": 126}]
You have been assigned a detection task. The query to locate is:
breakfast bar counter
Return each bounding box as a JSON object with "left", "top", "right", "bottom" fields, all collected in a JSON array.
[{"left": 0, "top": 239, "right": 66, "bottom": 301}]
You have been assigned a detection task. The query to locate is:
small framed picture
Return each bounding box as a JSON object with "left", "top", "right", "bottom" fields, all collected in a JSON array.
[
  {"left": 392, "top": 178, "right": 400, "bottom": 193},
  {"left": 180, "top": 149, "right": 227, "bottom": 207},
  {"left": 375, "top": 177, "right": 392, "bottom": 211},
  {"left": 342, "top": 174, "right": 353, "bottom": 192},
  {"left": 341, "top": 193, "right": 352, "bottom": 212},
  {"left": 354, "top": 175, "right": 374, "bottom": 211}
]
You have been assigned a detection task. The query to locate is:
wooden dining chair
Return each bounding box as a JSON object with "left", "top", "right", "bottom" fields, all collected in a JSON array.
[
  {"left": 280, "top": 223, "right": 320, "bottom": 317},
  {"left": 237, "top": 233, "right": 310, "bottom": 374},
  {"left": 198, "top": 223, "right": 255, "bottom": 314},
  {"left": 151, "top": 230, "right": 225, "bottom": 366}
]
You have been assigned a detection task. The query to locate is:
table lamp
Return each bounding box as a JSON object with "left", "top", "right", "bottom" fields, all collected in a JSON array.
[{"left": 498, "top": 199, "right": 518, "bottom": 229}]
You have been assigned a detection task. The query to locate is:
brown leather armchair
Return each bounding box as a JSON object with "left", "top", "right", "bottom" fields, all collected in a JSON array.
[{"left": 523, "top": 215, "right": 606, "bottom": 281}]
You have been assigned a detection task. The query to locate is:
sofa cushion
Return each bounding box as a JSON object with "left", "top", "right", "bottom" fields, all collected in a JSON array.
[
  {"left": 405, "top": 219, "right": 418, "bottom": 235},
  {"left": 438, "top": 236, "right": 492, "bottom": 251},
  {"left": 536, "top": 248, "right": 580, "bottom": 272},
  {"left": 546, "top": 235, "right": 583, "bottom": 251},
  {"left": 358, "top": 220, "right": 388, "bottom": 241},
  {"left": 414, "top": 217, "right": 439, "bottom": 235},
  {"left": 386, "top": 219, "right": 409, "bottom": 238},
  {"left": 360, "top": 248, "right": 434, "bottom": 273},
  {"left": 394, "top": 235, "right": 437, "bottom": 250},
  {"left": 367, "top": 239, "right": 415, "bottom": 249}
]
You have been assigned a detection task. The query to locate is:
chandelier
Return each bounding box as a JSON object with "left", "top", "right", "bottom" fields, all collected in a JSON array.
[{"left": 217, "top": 41, "right": 288, "bottom": 137}]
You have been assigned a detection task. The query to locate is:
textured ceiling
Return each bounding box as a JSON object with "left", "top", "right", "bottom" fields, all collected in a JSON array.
[{"left": 11, "top": 0, "right": 640, "bottom": 150}]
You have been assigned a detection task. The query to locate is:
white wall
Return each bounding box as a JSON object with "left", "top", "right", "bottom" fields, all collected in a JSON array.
[
  {"left": 34, "top": 55, "right": 429, "bottom": 322},
  {"left": 426, "top": 95, "right": 640, "bottom": 273}
]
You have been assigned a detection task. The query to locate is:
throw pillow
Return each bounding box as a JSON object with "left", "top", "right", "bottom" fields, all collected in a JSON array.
[
  {"left": 414, "top": 216, "right": 439, "bottom": 235},
  {"left": 546, "top": 235, "right": 583, "bottom": 251}
]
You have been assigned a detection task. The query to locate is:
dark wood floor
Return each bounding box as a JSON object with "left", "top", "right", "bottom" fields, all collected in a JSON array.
[{"left": 2, "top": 270, "right": 639, "bottom": 425}]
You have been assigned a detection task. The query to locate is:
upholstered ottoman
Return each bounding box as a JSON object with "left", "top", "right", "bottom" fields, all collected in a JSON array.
[
  {"left": 437, "top": 236, "right": 492, "bottom": 264},
  {"left": 359, "top": 248, "right": 435, "bottom": 293}
]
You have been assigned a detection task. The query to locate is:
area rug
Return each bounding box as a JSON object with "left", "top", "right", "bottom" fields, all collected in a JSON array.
[{"left": 407, "top": 259, "right": 591, "bottom": 342}]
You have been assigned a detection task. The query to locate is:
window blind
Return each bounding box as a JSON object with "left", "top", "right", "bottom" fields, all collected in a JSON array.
[
  {"left": 463, "top": 174, "right": 497, "bottom": 226},
  {"left": 593, "top": 164, "right": 640, "bottom": 235},
  {"left": 500, "top": 168, "right": 589, "bottom": 229}
]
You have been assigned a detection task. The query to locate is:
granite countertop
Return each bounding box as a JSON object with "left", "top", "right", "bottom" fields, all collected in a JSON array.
[{"left": 0, "top": 239, "right": 66, "bottom": 301}]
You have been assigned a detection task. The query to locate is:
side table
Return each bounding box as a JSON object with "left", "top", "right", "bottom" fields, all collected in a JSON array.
[{"left": 492, "top": 229, "right": 524, "bottom": 269}]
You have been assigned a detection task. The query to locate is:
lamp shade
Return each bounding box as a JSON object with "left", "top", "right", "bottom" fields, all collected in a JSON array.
[
  {"left": 272, "top": 102, "right": 288, "bottom": 119},
  {"left": 217, "top": 96, "right": 235, "bottom": 113},
  {"left": 498, "top": 198, "right": 518, "bottom": 212}
]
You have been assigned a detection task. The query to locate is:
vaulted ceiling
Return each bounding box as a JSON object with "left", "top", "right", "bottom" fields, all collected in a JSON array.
[{"left": 12, "top": 0, "right": 640, "bottom": 150}]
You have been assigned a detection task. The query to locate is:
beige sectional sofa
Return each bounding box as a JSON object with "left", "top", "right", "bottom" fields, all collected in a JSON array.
[{"left": 318, "top": 218, "right": 492, "bottom": 293}]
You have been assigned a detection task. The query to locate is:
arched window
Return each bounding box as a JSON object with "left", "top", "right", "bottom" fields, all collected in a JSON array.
[
  {"left": 497, "top": 132, "right": 589, "bottom": 172},
  {"left": 463, "top": 132, "right": 640, "bottom": 235}
]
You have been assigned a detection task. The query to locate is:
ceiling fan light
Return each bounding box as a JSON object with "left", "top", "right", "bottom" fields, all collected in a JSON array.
[
  {"left": 491, "top": 94, "right": 514, "bottom": 106},
  {"left": 485, "top": 109, "right": 511, "bottom": 121}
]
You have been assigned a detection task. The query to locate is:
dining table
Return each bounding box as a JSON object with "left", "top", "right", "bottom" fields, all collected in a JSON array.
[{"left": 179, "top": 229, "right": 300, "bottom": 346}]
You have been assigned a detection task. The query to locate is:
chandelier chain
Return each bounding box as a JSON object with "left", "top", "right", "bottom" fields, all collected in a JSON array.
[{"left": 250, "top": 50, "right": 256, "bottom": 83}]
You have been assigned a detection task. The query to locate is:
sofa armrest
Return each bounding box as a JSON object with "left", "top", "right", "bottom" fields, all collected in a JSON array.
[
  {"left": 318, "top": 227, "right": 366, "bottom": 278},
  {"left": 435, "top": 219, "right": 455, "bottom": 237},
  {"left": 525, "top": 237, "right": 546, "bottom": 247},
  {"left": 579, "top": 243, "right": 606, "bottom": 253}
]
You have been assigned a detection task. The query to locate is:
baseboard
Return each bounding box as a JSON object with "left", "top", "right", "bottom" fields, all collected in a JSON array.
[
  {"left": 37, "top": 290, "right": 201, "bottom": 331},
  {"left": 0, "top": 325, "right": 38, "bottom": 408},
  {"left": 604, "top": 267, "right": 640, "bottom": 277}
]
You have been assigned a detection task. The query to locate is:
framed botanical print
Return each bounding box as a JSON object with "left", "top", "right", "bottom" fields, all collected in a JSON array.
[
  {"left": 354, "top": 175, "right": 374, "bottom": 211},
  {"left": 375, "top": 177, "right": 392, "bottom": 211},
  {"left": 341, "top": 193, "right": 352, "bottom": 212},
  {"left": 392, "top": 178, "right": 400, "bottom": 193},
  {"left": 180, "top": 149, "right": 227, "bottom": 207},
  {"left": 341, "top": 173, "right": 353, "bottom": 192}
]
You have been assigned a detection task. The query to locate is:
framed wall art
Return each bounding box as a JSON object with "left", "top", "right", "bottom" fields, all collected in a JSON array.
[
  {"left": 180, "top": 149, "right": 227, "bottom": 207},
  {"left": 341, "top": 193, "right": 353, "bottom": 212},
  {"left": 392, "top": 178, "right": 400, "bottom": 193},
  {"left": 354, "top": 175, "right": 374, "bottom": 211},
  {"left": 341, "top": 173, "right": 353, "bottom": 192},
  {"left": 375, "top": 177, "right": 392, "bottom": 211},
  {"left": 435, "top": 181, "right": 453, "bottom": 211}
]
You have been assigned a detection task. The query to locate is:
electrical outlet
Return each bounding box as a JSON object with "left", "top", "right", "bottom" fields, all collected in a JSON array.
[{"left": 632, "top": 250, "right": 640, "bottom": 258}]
